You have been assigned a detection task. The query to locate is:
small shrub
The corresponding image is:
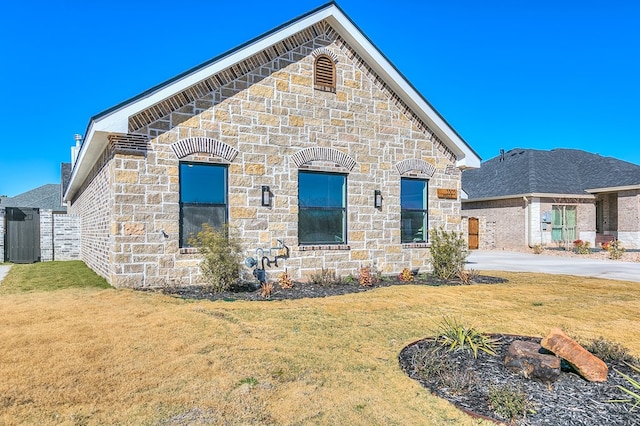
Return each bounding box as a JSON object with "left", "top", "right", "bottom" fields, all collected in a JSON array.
[
  {"left": 309, "top": 268, "right": 340, "bottom": 286},
  {"left": 188, "top": 224, "right": 244, "bottom": 293},
  {"left": 572, "top": 239, "right": 591, "bottom": 254},
  {"left": 260, "top": 282, "right": 274, "bottom": 298},
  {"left": 487, "top": 385, "right": 535, "bottom": 422},
  {"left": 456, "top": 269, "right": 478, "bottom": 285},
  {"left": 607, "top": 240, "right": 626, "bottom": 260},
  {"left": 532, "top": 244, "right": 544, "bottom": 254},
  {"left": 410, "top": 346, "right": 448, "bottom": 381},
  {"left": 398, "top": 267, "right": 414, "bottom": 282},
  {"left": 277, "top": 270, "right": 293, "bottom": 289},
  {"left": 342, "top": 274, "right": 355, "bottom": 284},
  {"left": 584, "top": 337, "right": 636, "bottom": 363},
  {"left": 439, "top": 368, "right": 477, "bottom": 396},
  {"left": 435, "top": 316, "right": 499, "bottom": 358},
  {"left": 429, "top": 227, "right": 469, "bottom": 280},
  {"left": 612, "top": 362, "right": 640, "bottom": 412},
  {"left": 358, "top": 265, "right": 375, "bottom": 287}
]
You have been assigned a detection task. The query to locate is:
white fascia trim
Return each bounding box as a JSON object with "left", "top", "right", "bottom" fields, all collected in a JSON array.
[
  {"left": 462, "top": 193, "right": 596, "bottom": 203},
  {"left": 585, "top": 184, "right": 640, "bottom": 193},
  {"left": 324, "top": 13, "right": 480, "bottom": 169},
  {"left": 66, "top": 8, "right": 336, "bottom": 201},
  {"left": 68, "top": 4, "right": 480, "bottom": 200}
]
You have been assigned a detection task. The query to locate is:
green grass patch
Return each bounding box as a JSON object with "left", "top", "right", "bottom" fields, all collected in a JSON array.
[{"left": 0, "top": 261, "right": 110, "bottom": 294}]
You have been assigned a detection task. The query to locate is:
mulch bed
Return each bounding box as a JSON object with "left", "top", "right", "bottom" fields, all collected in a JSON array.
[
  {"left": 399, "top": 335, "right": 639, "bottom": 425},
  {"left": 153, "top": 274, "right": 507, "bottom": 302},
  {"left": 147, "top": 275, "right": 639, "bottom": 425}
]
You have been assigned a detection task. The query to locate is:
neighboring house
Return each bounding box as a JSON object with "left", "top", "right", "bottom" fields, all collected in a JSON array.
[
  {"left": 462, "top": 148, "right": 640, "bottom": 250},
  {"left": 0, "top": 184, "right": 67, "bottom": 212},
  {"left": 64, "top": 2, "right": 481, "bottom": 288},
  {"left": 1, "top": 182, "right": 79, "bottom": 263}
]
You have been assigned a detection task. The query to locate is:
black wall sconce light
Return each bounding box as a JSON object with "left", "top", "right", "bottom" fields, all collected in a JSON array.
[
  {"left": 261, "top": 185, "right": 271, "bottom": 207},
  {"left": 374, "top": 189, "right": 382, "bottom": 208}
]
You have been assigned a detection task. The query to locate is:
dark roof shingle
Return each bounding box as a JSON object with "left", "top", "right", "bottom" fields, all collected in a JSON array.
[
  {"left": 462, "top": 148, "right": 640, "bottom": 199},
  {"left": 0, "top": 184, "right": 66, "bottom": 211}
]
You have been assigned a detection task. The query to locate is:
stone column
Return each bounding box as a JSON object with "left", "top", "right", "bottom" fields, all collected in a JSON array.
[{"left": 40, "top": 209, "right": 53, "bottom": 262}]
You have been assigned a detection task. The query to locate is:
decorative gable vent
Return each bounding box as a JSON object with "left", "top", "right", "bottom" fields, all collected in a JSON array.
[{"left": 314, "top": 54, "right": 336, "bottom": 92}]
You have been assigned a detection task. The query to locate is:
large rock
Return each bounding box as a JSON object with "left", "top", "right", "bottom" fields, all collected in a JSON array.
[
  {"left": 504, "top": 340, "right": 561, "bottom": 382},
  {"left": 541, "top": 328, "right": 608, "bottom": 382}
]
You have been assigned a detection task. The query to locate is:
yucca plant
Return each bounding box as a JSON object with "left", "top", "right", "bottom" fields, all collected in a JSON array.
[
  {"left": 612, "top": 363, "right": 640, "bottom": 411},
  {"left": 435, "top": 316, "right": 499, "bottom": 358}
]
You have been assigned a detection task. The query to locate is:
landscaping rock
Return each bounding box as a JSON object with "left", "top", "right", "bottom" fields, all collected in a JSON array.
[
  {"left": 541, "top": 328, "right": 608, "bottom": 382},
  {"left": 504, "top": 340, "right": 561, "bottom": 382}
]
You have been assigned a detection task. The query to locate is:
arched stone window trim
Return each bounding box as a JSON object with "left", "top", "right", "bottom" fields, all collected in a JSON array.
[
  {"left": 395, "top": 159, "right": 436, "bottom": 177},
  {"left": 312, "top": 48, "right": 338, "bottom": 93},
  {"left": 171, "top": 137, "right": 238, "bottom": 161},
  {"left": 291, "top": 147, "right": 356, "bottom": 171}
]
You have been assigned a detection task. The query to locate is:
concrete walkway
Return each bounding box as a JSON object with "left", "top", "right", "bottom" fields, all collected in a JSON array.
[
  {"left": 0, "top": 264, "right": 12, "bottom": 283},
  {"left": 467, "top": 250, "right": 640, "bottom": 283}
]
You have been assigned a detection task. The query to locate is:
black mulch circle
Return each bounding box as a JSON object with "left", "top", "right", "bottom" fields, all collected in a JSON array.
[
  {"left": 398, "top": 335, "right": 639, "bottom": 425},
  {"left": 149, "top": 274, "right": 507, "bottom": 302}
]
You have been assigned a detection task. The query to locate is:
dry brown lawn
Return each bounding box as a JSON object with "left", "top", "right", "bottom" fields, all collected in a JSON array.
[{"left": 1, "top": 271, "right": 638, "bottom": 425}]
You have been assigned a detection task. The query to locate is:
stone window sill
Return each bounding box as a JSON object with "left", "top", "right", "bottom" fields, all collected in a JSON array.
[
  {"left": 180, "top": 247, "right": 199, "bottom": 255},
  {"left": 298, "top": 244, "right": 350, "bottom": 251},
  {"left": 402, "top": 243, "right": 431, "bottom": 249}
]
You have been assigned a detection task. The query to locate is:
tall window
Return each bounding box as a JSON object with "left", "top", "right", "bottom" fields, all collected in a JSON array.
[
  {"left": 551, "top": 205, "right": 576, "bottom": 243},
  {"left": 179, "top": 162, "right": 227, "bottom": 247},
  {"left": 298, "top": 171, "right": 346, "bottom": 244},
  {"left": 314, "top": 54, "right": 336, "bottom": 92},
  {"left": 401, "top": 178, "right": 428, "bottom": 243}
]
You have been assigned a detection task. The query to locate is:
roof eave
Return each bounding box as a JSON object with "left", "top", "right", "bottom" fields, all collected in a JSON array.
[
  {"left": 462, "top": 192, "right": 596, "bottom": 203},
  {"left": 66, "top": 1, "right": 480, "bottom": 200},
  {"left": 585, "top": 184, "right": 640, "bottom": 193}
]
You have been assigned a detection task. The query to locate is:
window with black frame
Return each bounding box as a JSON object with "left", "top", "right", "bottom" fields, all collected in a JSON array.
[
  {"left": 298, "top": 171, "right": 346, "bottom": 244},
  {"left": 179, "top": 162, "right": 227, "bottom": 247},
  {"left": 401, "top": 178, "right": 428, "bottom": 243}
]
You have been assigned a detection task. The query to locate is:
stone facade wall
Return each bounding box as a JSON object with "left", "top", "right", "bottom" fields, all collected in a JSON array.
[
  {"left": 70, "top": 26, "right": 466, "bottom": 288},
  {"left": 617, "top": 189, "right": 640, "bottom": 249},
  {"left": 89, "top": 27, "right": 461, "bottom": 287},
  {"left": 463, "top": 197, "right": 600, "bottom": 250},
  {"left": 538, "top": 198, "right": 595, "bottom": 248},
  {"left": 39, "top": 210, "right": 81, "bottom": 261},
  {"left": 0, "top": 208, "right": 4, "bottom": 262},
  {"left": 40, "top": 210, "right": 53, "bottom": 261},
  {"left": 462, "top": 198, "right": 525, "bottom": 249},
  {"left": 52, "top": 213, "right": 81, "bottom": 260},
  {"left": 68, "top": 151, "right": 113, "bottom": 280}
]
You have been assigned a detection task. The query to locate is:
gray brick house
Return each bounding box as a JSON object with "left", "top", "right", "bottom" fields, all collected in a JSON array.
[
  {"left": 64, "top": 2, "right": 480, "bottom": 288},
  {"left": 462, "top": 148, "right": 640, "bottom": 250}
]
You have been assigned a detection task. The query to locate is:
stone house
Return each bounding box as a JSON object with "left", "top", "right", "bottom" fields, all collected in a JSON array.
[
  {"left": 64, "top": 2, "right": 480, "bottom": 288},
  {"left": 462, "top": 148, "right": 640, "bottom": 250}
]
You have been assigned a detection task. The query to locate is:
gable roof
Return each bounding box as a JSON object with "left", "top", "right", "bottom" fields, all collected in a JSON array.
[
  {"left": 65, "top": 1, "right": 480, "bottom": 202},
  {"left": 0, "top": 184, "right": 66, "bottom": 211},
  {"left": 462, "top": 148, "right": 640, "bottom": 200}
]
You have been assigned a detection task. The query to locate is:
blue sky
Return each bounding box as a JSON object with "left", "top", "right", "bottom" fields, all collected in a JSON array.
[{"left": 1, "top": 0, "right": 639, "bottom": 197}]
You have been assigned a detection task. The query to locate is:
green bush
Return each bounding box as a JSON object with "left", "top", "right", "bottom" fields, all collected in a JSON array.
[
  {"left": 435, "top": 316, "right": 499, "bottom": 358},
  {"left": 487, "top": 385, "right": 535, "bottom": 422},
  {"left": 613, "top": 362, "right": 640, "bottom": 412},
  {"left": 584, "top": 337, "right": 637, "bottom": 363},
  {"left": 188, "top": 224, "right": 244, "bottom": 292},
  {"left": 429, "top": 227, "right": 468, "bottom": 280}
]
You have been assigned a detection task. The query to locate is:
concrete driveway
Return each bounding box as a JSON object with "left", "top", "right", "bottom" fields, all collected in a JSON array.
[
  {"left": 467, "top": 250, "right": 640, "bottom": 283},
  {"left": 0, "top": 264, "right": 11, "bottom": 283}
]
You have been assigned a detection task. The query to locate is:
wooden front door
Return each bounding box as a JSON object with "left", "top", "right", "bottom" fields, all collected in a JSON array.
[{"left": 468, "top": 217, "right": 479, "bottom": 250}]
